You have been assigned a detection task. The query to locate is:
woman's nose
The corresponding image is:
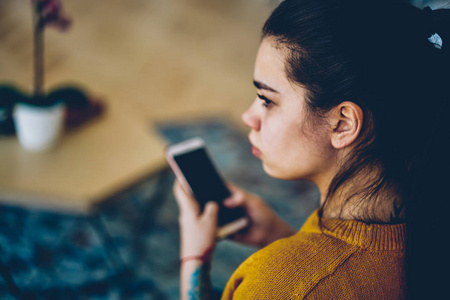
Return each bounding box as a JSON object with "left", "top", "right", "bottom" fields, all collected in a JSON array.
[{"left": 241, "top": 100, "right": 261, "bottom": 131}]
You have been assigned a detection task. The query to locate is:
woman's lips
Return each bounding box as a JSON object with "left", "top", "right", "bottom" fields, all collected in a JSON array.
[
  {"left": 251, "top": 145, "right": 262, "bottom": 157},
  {"left": 249, "top": 136, "right": 262, "bottom": 157}
]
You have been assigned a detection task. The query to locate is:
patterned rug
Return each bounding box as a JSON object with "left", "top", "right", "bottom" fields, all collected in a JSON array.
[{"left": 0, "top": 117, "right": 319, "bottom": 299}]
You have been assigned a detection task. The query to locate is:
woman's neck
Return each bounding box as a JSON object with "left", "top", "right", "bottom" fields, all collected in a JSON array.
[{"left": 318, "top": 169, "right": 405, "bottom": 224}]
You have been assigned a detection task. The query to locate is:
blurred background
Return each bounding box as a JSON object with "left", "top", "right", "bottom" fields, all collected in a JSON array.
[
  {"left": 0, "top": 0, "right": 446, "bottom": 299},
  {"left": 0, "top": 0, "right": 276, "bottom": 126}
]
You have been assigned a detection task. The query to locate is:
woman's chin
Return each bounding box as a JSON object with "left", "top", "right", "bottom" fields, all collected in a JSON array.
[
  {"left": 262, "top": 163, "right": 292, "bottom": 180},
  {"left": 262, "top": 162, "right": 309, "bottom": 181}
]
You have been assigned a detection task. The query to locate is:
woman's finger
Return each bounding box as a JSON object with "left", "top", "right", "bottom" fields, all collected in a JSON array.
[
  {"left": 173, "top": 181, "right": 200, "bottom": 217},
  {"left": 223, "top": 188, "right": 245, "bottom": 208},
  {"left": 202, "top": 201, "right": 219, "bottom": 221}
]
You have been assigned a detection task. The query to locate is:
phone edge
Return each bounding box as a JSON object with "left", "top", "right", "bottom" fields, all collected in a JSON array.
[{"left": 217, "top": 217, "right": 249, "bottom": 239}]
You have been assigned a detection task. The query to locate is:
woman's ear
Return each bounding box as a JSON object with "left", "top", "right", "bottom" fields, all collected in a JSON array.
[{"left": 330, "top": 101, "right": 363, "bottom": 149}]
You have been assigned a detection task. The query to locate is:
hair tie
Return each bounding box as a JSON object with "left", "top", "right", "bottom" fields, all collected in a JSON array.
[{"left": 422, "top": 6, "right": 443, "bottom": 49}]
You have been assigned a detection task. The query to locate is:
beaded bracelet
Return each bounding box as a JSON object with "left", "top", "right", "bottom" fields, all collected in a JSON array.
[{"left": 180, "top": 246, "right": 214, "bottom": 265}]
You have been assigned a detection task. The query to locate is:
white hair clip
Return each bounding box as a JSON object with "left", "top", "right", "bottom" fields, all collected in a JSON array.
[{"left": 428, "top": 33, "right": 443, "bottom": 50}]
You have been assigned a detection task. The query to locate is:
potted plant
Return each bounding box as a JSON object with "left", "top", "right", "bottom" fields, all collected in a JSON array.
[{"left": 14, "top": 0, "right": 72, "bottom": 152}]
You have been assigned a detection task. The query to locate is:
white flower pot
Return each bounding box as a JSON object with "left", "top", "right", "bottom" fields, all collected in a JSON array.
[{"left": 14, "top": 102, "right": 65, "bottom": 152}]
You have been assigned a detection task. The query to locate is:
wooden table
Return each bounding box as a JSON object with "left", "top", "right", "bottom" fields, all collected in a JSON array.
[{"left": 0, "top": 107, "right": 168, "bottom": 213}]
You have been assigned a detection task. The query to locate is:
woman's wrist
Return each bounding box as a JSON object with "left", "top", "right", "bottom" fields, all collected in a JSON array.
[
  {"left": 180, "top": 245, "right": 214, "bottom": 265},
  {"left": 180, "top": 257, "right": 213, "bottom": 300}
]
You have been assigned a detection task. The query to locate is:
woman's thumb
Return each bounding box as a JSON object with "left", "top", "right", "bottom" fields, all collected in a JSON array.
[{"left": 203, "top": 201, "right": 219, "bottom": 218}]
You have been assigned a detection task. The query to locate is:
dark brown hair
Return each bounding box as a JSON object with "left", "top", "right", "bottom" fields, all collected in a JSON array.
[{"left": 262, "top": 0, "right": 450, "bottom": 297}]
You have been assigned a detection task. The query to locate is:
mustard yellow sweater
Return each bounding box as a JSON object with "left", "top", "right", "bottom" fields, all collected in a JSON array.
[{"left": 222, "top": 210, "right": 406, "bottom": 299}]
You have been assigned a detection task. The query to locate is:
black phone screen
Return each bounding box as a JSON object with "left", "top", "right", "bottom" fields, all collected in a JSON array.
[{"left": 173, "top": 147, "right": 246, "bottom": 226}]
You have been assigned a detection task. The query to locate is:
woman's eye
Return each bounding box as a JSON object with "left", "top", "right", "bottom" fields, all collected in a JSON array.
[{"left": 257, "top": 94, "right": 274, "bottom": 108}]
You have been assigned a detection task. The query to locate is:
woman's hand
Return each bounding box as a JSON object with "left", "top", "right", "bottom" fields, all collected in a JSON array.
[
  {"left": 224, "top": 183, "right": 296, "bottom": 248},
  {"left": 173, "top": 181, "right": 219, "bottom": 300},
  {"left": 173, "top": 181, "right": 219, "bottom": 259}
]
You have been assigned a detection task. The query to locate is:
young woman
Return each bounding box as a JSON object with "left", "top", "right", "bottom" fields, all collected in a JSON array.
[{"left": 173, "top": 0, "right": 450, "bottom": 299}]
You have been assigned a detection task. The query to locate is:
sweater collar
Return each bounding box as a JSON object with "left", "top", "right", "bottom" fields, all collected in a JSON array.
[{"left": 300, "top": 209, "right": 406, "bottom": 251}]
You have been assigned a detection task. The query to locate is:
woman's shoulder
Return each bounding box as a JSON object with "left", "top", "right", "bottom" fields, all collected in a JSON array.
[
  {"left": 251, "top": 229, "right": 359, "bottom": 274},
  {"left": 223, "top": 212, "right": 407, "bottom": 299},
  {"left": 222, "top": 230, "right": 360, "bottom": 299}
]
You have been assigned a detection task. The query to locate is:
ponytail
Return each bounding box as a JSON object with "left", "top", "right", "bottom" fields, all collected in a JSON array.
[{"left": 406, "top": 5, "right": 450, "bottom": 299}]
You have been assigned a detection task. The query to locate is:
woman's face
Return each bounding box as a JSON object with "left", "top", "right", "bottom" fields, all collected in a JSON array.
[{"left": 242, "top": 38, "right": 336, "bottom": 184}]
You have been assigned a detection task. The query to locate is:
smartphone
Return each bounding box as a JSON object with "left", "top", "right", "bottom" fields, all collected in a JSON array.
[{"left": 165, "top": 137, "right": 249, "bottom": 239}]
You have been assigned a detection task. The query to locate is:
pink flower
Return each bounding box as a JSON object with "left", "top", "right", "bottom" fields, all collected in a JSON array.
[{"left": 32, "top": 0, "right": 72, "bottom": 31}]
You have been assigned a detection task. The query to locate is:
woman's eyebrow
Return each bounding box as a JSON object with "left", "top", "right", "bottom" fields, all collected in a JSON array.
[{"left": 253, "top": 80, "right": 279, "bottom": 93}]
